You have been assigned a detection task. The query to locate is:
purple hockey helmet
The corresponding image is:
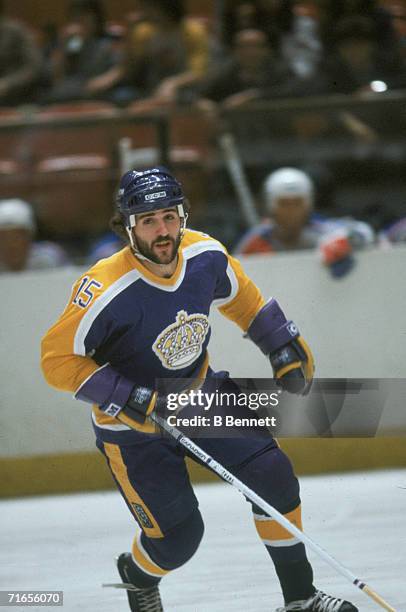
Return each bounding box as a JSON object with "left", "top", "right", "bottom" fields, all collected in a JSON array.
[{"left": 117, "top": 166, "right": 186, "bottom": 229}]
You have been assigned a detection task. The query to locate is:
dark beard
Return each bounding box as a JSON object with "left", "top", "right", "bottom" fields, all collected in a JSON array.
[{"left": 136, "top": 233, "right": 181, "bottom": 265}]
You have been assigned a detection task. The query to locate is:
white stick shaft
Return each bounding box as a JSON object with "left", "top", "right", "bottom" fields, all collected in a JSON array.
[
  {"left": 150, "top": 412, "right": 397, "bottom": 611},
  {"left": 219, "top": 132, "right": 260, "bottom": 228}
]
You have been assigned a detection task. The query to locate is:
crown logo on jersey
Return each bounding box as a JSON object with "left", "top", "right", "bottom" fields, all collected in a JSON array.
[{"left": 153, "top": 310, "right": 209, "bottom": 370}]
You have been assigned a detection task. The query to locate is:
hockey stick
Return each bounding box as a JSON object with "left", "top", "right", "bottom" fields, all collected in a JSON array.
[
  {"left": 149, "top": 411, "right": 397, "bottom": 612},
  {"left": 218, "top": 131, "right": 260, "bottom": 228}
]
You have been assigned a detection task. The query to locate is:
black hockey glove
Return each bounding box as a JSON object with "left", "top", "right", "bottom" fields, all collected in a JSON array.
[
  {"left": 116, "top": 386, "right": 165, "bottom": 427},
  {"left": 247, "top": 299, "right": 315, "bottom": 397},
  {"left": 270, "top": 336, "right": 314, "bottom": 396}
]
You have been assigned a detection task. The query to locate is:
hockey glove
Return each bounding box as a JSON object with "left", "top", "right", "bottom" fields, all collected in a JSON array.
[
  {"left": 74, "top": 366, "right": 165, "bottom": 426},
  {"left": 320, "top": 234, "right": 355, "bottom": 278},
  {"left": 270, "top": 336, "right": 314, "bottom": 395},
  {"left": 247, "top": 299, "right": 314, "bottom": 396},
  {"left": 116, "top": 386, "right": 164, "bottom": 427},
  {"left": 320, "top": 223, "right": 374, "bottom": 278}
]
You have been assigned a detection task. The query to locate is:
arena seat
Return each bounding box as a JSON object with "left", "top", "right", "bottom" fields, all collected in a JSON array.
[
  {"left": 32, "top": 153, "right": 114, "bottom": 237},
  {"left": 0, "top": 159, "right": 20, "bottom": 174},
  {"left": 36, "top": 101, "right": 118, "bottom": 119},
  {"left": 0, "top": 107, "right": 34, "bottom": 167},
  {"left": 0, "top": 107, "right": 27, "bottom": 120},
  {"left": 36, "top": 154, "right": 110, "bottom": 173},
  {"left": 23, "top": 103, "right": 117, "bottom": 164},
  {"left": 0, "top": 159, "right": 33, "bottom": 201}
]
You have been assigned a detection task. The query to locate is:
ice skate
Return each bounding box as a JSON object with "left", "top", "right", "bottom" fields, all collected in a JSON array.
[
  {"left": 116, "top": 552, "right": 164, "bottom": 612},
  {"left": 275, "top": 589, "right": 358, "bottom": 611}
]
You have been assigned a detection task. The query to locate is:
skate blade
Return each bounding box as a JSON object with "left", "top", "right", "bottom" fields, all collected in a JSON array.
[{"left": 102, "top": 582, "right": 139, "bottom": 591}]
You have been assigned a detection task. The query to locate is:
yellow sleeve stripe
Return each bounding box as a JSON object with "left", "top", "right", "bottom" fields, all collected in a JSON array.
[
  {"left": 103, "top": 442, "right": 164, "bottom": 538},
  {"left": 41, "top": 350, "right": 100, "bottom": 394},
  {"left": 218, "top": 255, "right": 265, "bottom": 331},
  {"left": 41, "top": 250, "right": 133, "bottom": 393}
]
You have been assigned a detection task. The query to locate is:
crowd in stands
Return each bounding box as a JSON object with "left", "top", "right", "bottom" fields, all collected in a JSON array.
[
  {"left": 1, "top": 0, "right": 406, "bottom": 273},
  {"left": 1, "top": 0, "right": 406, "bottom": 108}
]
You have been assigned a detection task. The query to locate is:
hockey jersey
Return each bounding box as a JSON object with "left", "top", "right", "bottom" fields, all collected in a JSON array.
[
  {"left": 41, "top": 229, "right": 265, "bottom": 435},
  {"left": 234, "top": 215, "right": 374, "bottom": 256}
]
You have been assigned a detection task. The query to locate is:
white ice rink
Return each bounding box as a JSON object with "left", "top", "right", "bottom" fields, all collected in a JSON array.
[{"left": 1, "top": 470, "right": 405, "bottom": 612}]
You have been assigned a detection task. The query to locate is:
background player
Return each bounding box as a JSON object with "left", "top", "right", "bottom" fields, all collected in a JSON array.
[
  {"left": 41, "top": 167, "right": 358, "bottom": 612},
  {"left": 234, "top": 167, "right": 374, "bottom": 278}
]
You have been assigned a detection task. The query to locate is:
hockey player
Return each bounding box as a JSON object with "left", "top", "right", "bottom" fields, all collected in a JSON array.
[
  {"left": 234, "top": 167, "right": 374, "bottom": 278},
  {"left": 41, "top": 167, "right": 358, "bottom": 612}
]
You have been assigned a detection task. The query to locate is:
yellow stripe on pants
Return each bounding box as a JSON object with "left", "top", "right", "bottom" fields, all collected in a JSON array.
[{"left": 103, "top": 442, "right": 163, "bottom": 538}]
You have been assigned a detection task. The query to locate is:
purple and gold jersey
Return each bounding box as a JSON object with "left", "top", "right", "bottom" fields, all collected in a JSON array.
[{"left": 41, "top": 229, "right": 265, "bottom": 434}]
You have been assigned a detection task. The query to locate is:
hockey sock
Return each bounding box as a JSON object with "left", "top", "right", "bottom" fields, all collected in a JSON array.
[
  {"left": 273, "top": 557, "right": 316, "bottom": 604},
  {"left": 233, "top": 446, "right": 316, "bottom": 602},
  {"left": 254, "top": 503, "right": 316, "bottom": 603},
  {"left": 130, "top": 531, "right": 170, "bottom": 587}
]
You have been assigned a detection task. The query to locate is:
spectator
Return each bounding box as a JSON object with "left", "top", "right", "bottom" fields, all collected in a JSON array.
[
  {"left": 220, "top": 0, "right": 293, "bottom": 51},
  {"left": 384, "top": 2, "right": 406, "bottom": 66},
  {"left": 0, "top": 1, "right": 42, "bottom": 106},
  {"left": 280, "top": 1, "right": 324, "bottom": 79},
  {"left": 43, "top": 0, "right": 121, "bottom": 103},
  {"left": 321, "top": 0, "right": 398, "bottom": 54},
  {"left": 318, "top": 16, "right": 406, "bottom": 94},
  {"left": 200, "top": 29, "right": 294, "bottom": 108},
  {"left": 94, "top": 0, "right": 211, "bottom": 105},
  {"left": 0, "top": 199, "right": 70, "bottom": 273},
  {"left": 234, "top": 168, "right": 375, "bottom": 277}
]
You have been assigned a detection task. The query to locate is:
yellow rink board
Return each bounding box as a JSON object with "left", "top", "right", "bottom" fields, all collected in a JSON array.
[{"left": 1, "top": 438, "right": 406, "bottom": 498}]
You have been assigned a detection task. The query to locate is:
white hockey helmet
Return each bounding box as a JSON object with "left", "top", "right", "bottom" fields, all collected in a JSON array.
[
  {"left": 263, "top": 168, "right": 314, "bottom": 213},
  {"left": 0, "top": 199, "right": 36, "bottom": 233}
]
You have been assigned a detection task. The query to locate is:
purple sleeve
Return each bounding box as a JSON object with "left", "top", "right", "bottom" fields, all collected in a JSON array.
[
  {"left": 74, "top": 364, "right": 134, "bottom": 416},
  {"left": 246, "top": 299, "right": 299, "bottom": 355}
]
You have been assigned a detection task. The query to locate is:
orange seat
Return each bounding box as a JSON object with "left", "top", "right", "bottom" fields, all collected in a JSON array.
[
  {"left": 37, "top": 154, "right": 110, "bottom": 173},
  {"left": 0, "top": 158, "right": 33, "bottom": 201},
  {"left": 0, "top": 108, "right": 34, "bottom": 167},
  {"left": 32, "top": 154, "right": 114, "bottom": 237},
  {"left": 0, "top": 107, "right": 27, "bottom": 121},
  {"left": 0, "top": 159, "right": 20, "bottom": 174},
  {"left": 36, "top": 101, "right": 118, "bottom": 120},
  {"left": 23, "top": 108, "right": 114, "bottom": 163}
]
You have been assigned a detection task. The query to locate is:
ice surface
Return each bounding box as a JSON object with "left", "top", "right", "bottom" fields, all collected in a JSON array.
[{"left": 1, "top": 470, "right": 405, "bottom": 611}]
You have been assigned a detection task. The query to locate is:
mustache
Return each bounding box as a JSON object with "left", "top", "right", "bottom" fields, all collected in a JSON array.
[{"left": 153, "top": 235, "right": 174, "bottom": 246}]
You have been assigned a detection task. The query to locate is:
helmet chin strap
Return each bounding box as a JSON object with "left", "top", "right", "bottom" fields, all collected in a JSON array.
[{"left": 126, "top": 205, "right": 188, "bottom": 266}]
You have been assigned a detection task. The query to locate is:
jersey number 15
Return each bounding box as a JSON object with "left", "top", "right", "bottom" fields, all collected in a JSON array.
[{"left": 72, "top": 277, "right": 103, "bottom": 309}]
